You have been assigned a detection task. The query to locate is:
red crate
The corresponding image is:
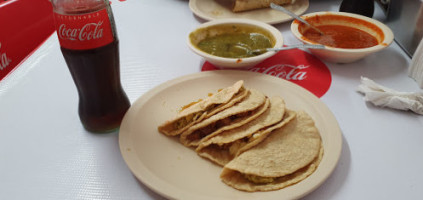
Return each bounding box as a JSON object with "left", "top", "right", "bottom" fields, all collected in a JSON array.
[{"left": 0, "top": 0, "right": 55, "bottom": 81}]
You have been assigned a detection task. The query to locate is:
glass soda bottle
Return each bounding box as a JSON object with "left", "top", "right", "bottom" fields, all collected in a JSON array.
[{"left": 51, "top": 0, "right": 131, "bottom": 132}]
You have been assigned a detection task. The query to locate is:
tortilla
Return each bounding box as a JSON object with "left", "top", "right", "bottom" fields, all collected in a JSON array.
[
  {"left": 221, "top": 145, "right": 323, "bottom": 192},
  {"left": 232, "top": 0, "right": 293, "bottom": 12},
  {"left": 220, "top": 111, "right": 322, "bottom": 192},
  {"left": 180, "top": 89, "right": 268, "bottom": 147},
  {"left": 158, "top": 80, "right": 247, "bottom": 136},
  {"left": 196, "top": 97, "right": 297, "bottom": 166}
]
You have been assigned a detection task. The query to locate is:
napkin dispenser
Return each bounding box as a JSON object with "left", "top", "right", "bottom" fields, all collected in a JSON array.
[{"left": 381, "top": 0, "right": 423, "bottom": 57}]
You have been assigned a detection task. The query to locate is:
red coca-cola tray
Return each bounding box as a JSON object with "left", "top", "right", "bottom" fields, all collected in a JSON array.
[{"left": 0, "top": 0, "right": 55, "bottom": 81}]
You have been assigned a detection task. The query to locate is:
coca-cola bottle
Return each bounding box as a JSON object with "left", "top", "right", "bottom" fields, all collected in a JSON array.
[{"left": 51, "top": 0, "right": 130, "bottom": 132}]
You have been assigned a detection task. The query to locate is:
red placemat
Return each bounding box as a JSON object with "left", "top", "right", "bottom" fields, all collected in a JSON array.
[{"left": 201, "top": 49, "right": 332, "bottom": 98}]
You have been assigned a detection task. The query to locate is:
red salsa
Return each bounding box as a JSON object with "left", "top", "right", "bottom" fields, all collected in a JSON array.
[{"left": 303, "top": 25, "right": 378, "bottom": 49}]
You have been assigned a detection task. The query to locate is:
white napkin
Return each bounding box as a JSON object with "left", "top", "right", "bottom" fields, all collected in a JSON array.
[
  {"left": 357, "top": 77, "right": 423, "bottom": 115},
  {"left": 408, "top": 38, "right": 423, "bottom": 88}
]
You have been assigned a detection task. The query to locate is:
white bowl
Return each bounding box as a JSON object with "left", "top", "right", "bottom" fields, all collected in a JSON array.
[
  {"left": 188, "top": 18, "right": 283, "bottom": 69},
  {"left": 290, "top": 11, "right": 394, "bottom": 63}
]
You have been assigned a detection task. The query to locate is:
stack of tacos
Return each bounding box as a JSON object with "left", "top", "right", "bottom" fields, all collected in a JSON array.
[{"left": 158, "top": 81, "right": 323, "bottom": 192}]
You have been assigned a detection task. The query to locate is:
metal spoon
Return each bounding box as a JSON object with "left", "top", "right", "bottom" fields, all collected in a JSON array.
[
  {"left": 270, "top": 3, "right": 325, "bottom": 35},
  {"left": 231, "top": 43, "right": 325, "bottom": 56},
  {"left": 250, "top": 44, "right": 326, "bottom": 55}
]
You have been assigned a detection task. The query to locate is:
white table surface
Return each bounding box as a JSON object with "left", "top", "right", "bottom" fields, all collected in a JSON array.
[{"left": 1, "top": 0, "right": 422, "bottom": 199}]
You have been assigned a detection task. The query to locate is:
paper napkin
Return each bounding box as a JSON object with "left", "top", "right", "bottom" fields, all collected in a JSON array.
[
  {"left": 409, "top": 38, "right": 423, "bottom": 88},
  {"left": 357, "top": 77, "right": 423, "bottom": 115}
]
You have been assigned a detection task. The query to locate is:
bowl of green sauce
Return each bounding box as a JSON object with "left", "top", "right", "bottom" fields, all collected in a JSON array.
[{"left": 188, "top": 18, "right": 283, "bottom": 69}]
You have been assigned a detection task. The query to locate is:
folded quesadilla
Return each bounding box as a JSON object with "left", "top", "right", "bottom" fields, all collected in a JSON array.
[
  {"left": 232, "top": 0, "right": 293, "bottom": 12},
  {"left": 220, "top": 111, "right": 322, "bottom": 192},
  {"left": 196, "top": 97, "right": 296, "bottom": 166},
  {"left": 158, "top": 80, "right": 247, "bottom": 136},
  {"left": 180, "top": 89, "right": 268, "bottom": 147}
]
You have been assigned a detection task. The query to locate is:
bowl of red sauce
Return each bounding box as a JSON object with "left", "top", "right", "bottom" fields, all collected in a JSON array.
[{"left": 290, "top": 11, "right": 394, "bottom": 63}]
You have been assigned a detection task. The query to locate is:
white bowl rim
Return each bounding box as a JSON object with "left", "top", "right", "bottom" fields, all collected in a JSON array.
[
  {"left": 290, "top": 11, "right": 394, "bottom": 53},
  {"left": 188, "top": 18, "right": 284, "bottom": 63}
]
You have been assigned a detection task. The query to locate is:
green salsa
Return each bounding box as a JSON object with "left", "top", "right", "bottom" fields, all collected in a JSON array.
[
  {"left": 190, "top": 25, "right": 275, "bottom": 58},
  {"left": 197, "top": 33, "right": 273, "bottom": 58}
]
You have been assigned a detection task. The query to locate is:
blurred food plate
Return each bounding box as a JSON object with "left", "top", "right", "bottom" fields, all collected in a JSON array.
[
  {"left": 119, "top": 70, "right": 342, "bottom": 200},
  {"left": 189, "top": 0, "right": 309, "bottom": 24}
]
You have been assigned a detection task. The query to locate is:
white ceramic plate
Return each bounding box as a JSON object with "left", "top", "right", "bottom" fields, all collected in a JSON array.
[
  {"left": 119, "top": 70, "right": 342, "bottom": 200},
  {"left": 188, "top": 0, "right": 309, "bottom": 24}
]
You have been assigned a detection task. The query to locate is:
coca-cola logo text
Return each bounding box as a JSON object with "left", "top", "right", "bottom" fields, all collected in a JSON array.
[
  {"left": 201, "top": 49, "right": 332, "bottom": 97},
  {"left": 58, "top": 21, "right": 104, "bottom": 41},
  {"left": 250, "top": 64, "right": 309, "bottom": 81},
  {"left": 0, "top": 43, "right": 12, "bottom": 71},
  {"left": 54, "top": 9, "right": 114, "bottom": 50}
]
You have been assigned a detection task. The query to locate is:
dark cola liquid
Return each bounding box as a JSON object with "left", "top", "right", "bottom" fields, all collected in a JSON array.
[{"left": 61, "top": 40, "right": 130, "bottom": 132}]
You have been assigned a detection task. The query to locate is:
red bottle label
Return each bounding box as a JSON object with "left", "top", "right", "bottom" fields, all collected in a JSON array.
[{"left": 53, "top": 8, "right": 114, "bottom": 50}]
